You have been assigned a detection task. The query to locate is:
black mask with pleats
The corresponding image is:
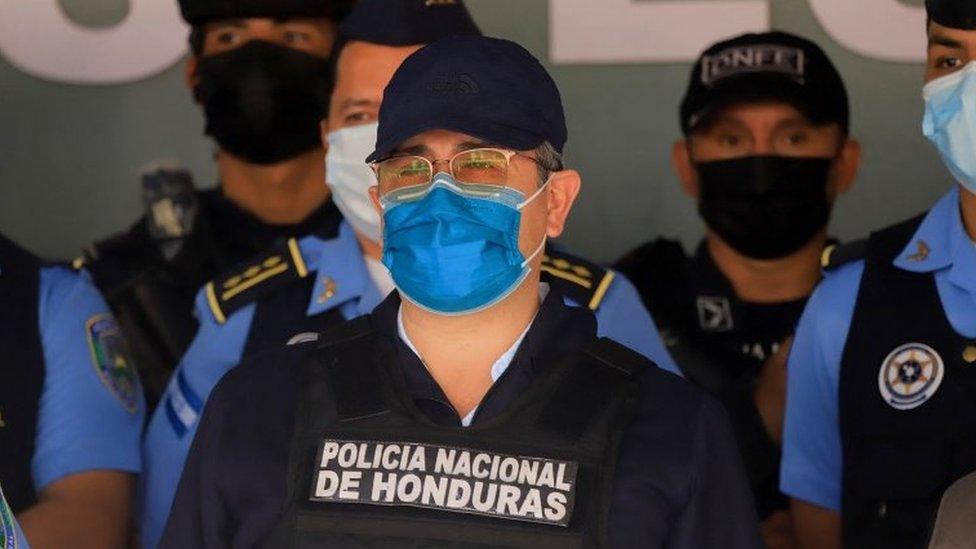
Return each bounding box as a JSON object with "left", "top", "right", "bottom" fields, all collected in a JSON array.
[
  {"left": 194, "top": 41, "right": 330, "bottom": 165},
  {"left": 696, "top": 155, "right": 834, "bottom": 260}
]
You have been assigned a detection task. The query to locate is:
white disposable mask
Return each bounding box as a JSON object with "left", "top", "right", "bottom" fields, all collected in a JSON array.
[
  {"left": 325, "top": 122, "right": 383, "bottom": 243},
  {"left": 923, "top": 61, "right": 976, "bottom": 193}
]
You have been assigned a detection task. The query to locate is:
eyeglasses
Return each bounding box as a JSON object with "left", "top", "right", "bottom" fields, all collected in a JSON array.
[{"left": 372, "top": 148, "right": 545, "bottom": 195}]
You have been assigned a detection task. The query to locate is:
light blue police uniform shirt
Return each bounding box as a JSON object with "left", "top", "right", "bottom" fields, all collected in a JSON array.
[
  {"left": 587, "top": 272, "right": 681, "bottom": 376},
  {"left": 139, "top": 222, "right": 678, "bottom": 547},
  {"left": 1, "top": 484, "right": 29, "bottom": 549},
  {"left": 31, "top": 266, "right": 144, "bottom": 495},
  {"left": 781, "top": 187, "right": 976, "bottom": 511},
  {"left": 138, "top": 221, "right": 385, "bottom": 549}
]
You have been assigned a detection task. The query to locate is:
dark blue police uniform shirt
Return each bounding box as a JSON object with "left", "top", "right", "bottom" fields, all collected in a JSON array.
[{"left": 161, "top": 291, "right": 761, "bottom": 548}]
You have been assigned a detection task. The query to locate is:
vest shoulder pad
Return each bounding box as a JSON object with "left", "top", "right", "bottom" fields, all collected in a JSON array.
[
  {"left": 316, "top": 315, "right": 374, "bottom": 349},
  {"left": 821, "top": 240, "right": 867, "bottom": 274},
  {"left": 583, "top": 337, "right": 650, "bottom": 378},
  {"left": 541, "top": 249, "right": 615, "bottom": 311},
  {"left": 203, "top": 238, "right": 310, "bottom": 324}
]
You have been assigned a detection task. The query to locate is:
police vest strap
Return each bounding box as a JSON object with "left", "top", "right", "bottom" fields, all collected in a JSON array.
[
  {"left": 821, "top": 240, "right": 868, "bottom": 273},
  {"left": 536, "top": 337, "right": 646, "bottom": 441},
  {"left": 315, "top": 316, "right": 391, "bottom": 424},
  {"left": 204, "top": 238, "right": 310, "bottom": 324},
  {"left": 541, "top": 249, "right": 615, "bottom": 311}
]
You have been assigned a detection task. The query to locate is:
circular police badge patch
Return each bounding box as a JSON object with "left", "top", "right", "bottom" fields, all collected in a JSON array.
[
  {"left": 878, "top": 343, "right": 945, "bottom": 411},
  {"left": 86, "top": 314, "right": 140, "bottom": 413},
  {"left": 0, "top": 486, "right": 16, "bottom": 549}
]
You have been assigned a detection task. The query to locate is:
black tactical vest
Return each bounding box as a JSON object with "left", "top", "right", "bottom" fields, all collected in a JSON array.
[
  {"left": 0, "top": 235, "right": 46, "bottom": 513},
  {"left": 839, "top": 216, "right": 976, "bottom": 548},
  {"left": 239, "top": 275, "right": 346, "bottom": 365},
  {"left": 266, "top": 317, "right": 645, "bottom": 548}
]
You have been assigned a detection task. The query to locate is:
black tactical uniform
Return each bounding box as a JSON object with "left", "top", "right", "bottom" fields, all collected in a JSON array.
[{"left": 616, "top": 238, "right": 805, "bottom": 518}]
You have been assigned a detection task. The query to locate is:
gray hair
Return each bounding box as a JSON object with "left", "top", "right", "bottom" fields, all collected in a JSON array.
[{"left": 534, "top": 141, "right": 564, "bottom": 184}]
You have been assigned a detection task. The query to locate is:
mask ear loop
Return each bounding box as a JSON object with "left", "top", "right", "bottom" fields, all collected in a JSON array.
[
  {"left": 516, "top": 175, "right": 553, "bottom": 211},
  {"left": 516, "top": 174, "right": 553, "bottom": 267}
]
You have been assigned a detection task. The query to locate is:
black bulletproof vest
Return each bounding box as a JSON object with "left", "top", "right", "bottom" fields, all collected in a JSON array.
[
  {"left": 840, "top": 216, "right": 976, "bottom": 549},
  {"left": 239, "top": 275, "right": 346, "bottom": 365},
  {"left": 0, "top": 235, "right": 45, "bottom": 513},
  {"left": 266, "top": 317, "right": 645, "bottom": 548}
]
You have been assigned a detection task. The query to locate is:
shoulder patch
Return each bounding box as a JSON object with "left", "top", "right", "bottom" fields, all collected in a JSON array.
[
  {"left": 86, "top": 314, "right": 140, "bottom": 413},
  {"left": 541, "top": 249, "right": 614, "bottom": 311},
  {"left": 821, "top": 240, "right": 867, "bottom": 274},
  {"left": 204, "top": 238, "right": 310, "bottom": 324}
]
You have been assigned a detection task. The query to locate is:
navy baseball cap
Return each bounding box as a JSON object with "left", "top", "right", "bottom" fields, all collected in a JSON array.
[
  {"left": 927, "top": 0, "right": 976, "bottom": 30},
  {"left": 680, "top": 31, "right": 849, "bottom": 136},
  {"left": 366, "top": 36, "right": 567, "bottom": 163},
  {"left": 340, "top": 0, "right": 481, "bottom": 46},
  {"left": 178, "top": 0, "right": 353, "bottom": 25}
]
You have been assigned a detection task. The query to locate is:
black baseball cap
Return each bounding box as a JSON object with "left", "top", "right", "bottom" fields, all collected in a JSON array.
[
  {"left": 927, "top": 0, "right": 976, "bottom": 30},
  {"left": 178, "top": 0, "right": 354, "bottom": 26},
  {"left": 340, "top": 0, "right": 481, "bottom": 46},
  {"left": 680, "top": 31, "right": 849, "bottom": 136},
  {"left": 366, "top": 36, "right": 567, "bottom": 163}
]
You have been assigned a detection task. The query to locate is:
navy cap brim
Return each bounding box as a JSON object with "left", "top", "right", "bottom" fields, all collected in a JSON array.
[
  {"left": 685, "top": 72, "right": 846, "bottom": 134},
  {"left": 366, "top": 115, "right": 545, "bottom": 163}
]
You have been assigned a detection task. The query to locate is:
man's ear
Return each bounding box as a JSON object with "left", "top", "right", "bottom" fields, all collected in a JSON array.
[
  {"left": 672, "top": 139, "right": 700, "bottom": 200},
  {"left": 369, "top": 185, "right": 382, "bottom": 215},
  {"left": 544, "top": 169, "right": 582, "bottom": 238},
  {"left": 320, "top": 119, "right": 330, "bottom": 150},
  {"left": 185, "top": 56, "right": 200, "bottom": 100},
  {"left": 828, "top": 137, "right": 862, "bottom": 200}
]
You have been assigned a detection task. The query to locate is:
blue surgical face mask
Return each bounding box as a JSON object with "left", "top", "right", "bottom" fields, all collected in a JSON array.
[
  {"left": 923, "top": 61, "right": 976, "bottom": 193},
  {"left": 381, "top": 172, "right": 549, "bottom": 316}
]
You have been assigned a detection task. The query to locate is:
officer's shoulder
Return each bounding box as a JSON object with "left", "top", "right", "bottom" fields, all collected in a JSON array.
[
  {"left": 76, "top": 220, "right": 155, "bottom": 287},
  {"left": 586, "top": 336, "right": 689, "bottom": 388},
  {"left": 199, "top": 237, "right": 312, "bottom": 324},
  {"left": 614, "top": 238, "right": 688, "bottom": 275},
  {"left": 820, "top": 240, "right": 867, "bottom": 275},
  {"left": 542, "top": 247, "right": 617, "bottom": 311},
  {"left": 209, "top": 338, "right": 310, "bottom": 411}
]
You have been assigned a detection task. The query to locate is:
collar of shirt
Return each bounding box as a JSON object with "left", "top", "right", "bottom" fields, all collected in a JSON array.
[
  {"left": 369, "top": 285, "right": 596, "bottom": 426},
  {"left": 300, "top": 221, "right": 387, "bottom": 318},
  {"left": 394, "top": 286, "right": 549, "bottom": 426},
  {"left": 894, "top": 187, "right": 976, "bottom": 291}
]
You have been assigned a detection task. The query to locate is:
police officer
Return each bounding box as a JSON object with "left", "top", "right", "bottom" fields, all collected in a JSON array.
[
  {"left": 1, "top": 485, "right": 28, "bottom": 549},
  {"left": 781, "top": 3, "right": 976, "bottom": 547},
  {"left": 0, "top": 232, "right": 144, "bottom": 547},
  {"left": 614, "top": 31, "right": 860, "bottom": 540},
  {"left": 140, "top": 2, "right": 680, "bottom": 545},
  {"left": 160, "top": 35, "right": 759, "bottom": 549},
  {"left": 80, "top": 0, "right": 354, "bottom": 406}
]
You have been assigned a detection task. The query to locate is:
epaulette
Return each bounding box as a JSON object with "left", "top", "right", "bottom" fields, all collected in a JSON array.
[
  {"left": 821, "top": 239, "right": 868, "bottom": 273},
  {"left": 204, "top": 238, "right": 309, "bottom": 324},
  {"left": 541, "top": 249, "right": 615, "bottom": 311}
]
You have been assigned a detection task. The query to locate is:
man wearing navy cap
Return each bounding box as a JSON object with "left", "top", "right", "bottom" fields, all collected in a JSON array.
[
  {"left": 77, "top": 0, "right": 353, "bottom": 408},
  {"left": 615, "top": 31, "right": 860, "bottom": 547},
  {"left": 782, "top": 2, "right": 976, "bottom": 547},
  {"left": 161, "top": 36, "right": 760, "bottom": 548},
  {"left": 138, "top": 2, "right": 480, "bottom": 547}
]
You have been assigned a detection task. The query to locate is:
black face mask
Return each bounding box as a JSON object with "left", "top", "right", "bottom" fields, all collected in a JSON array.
[
  {"left": 194, "top": 41, "right": 330, "bottom": 165},
  {"left": 696, "top": 155, "right": 834, "bottom": 260}
]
